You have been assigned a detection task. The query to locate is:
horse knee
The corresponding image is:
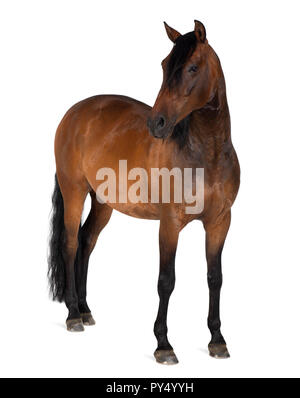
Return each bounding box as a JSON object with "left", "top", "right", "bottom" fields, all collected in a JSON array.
[
  {"left": 158, "top": 273, "right": 175, "bottom": 297},
  {"left": 207, "top": 270, "right": 222, "bottom": 290}
]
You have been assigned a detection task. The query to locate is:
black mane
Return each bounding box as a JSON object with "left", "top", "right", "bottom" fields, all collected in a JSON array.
[
  {"left": 166, "top": 31, "right": 197, "bottom": 147},
  {"left": 166, "top": 31, "right": 197, "bottom": 88},
  {"left": 171, "top": 114, "right": 191, "bottom": 149}
]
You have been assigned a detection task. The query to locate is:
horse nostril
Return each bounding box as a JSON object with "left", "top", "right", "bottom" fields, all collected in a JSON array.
[{"left": 155, "top": 116, "right": 165, "bottom": 130}]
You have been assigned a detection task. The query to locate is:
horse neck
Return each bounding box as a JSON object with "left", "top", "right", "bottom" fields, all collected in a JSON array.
[{"left": 188, "top": 76, "right": 231, "bottom": 161}]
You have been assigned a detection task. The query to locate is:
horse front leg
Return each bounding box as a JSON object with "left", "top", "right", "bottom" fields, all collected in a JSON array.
[
  {"left": 204, "top": 211, "right": 231, "bottom": 358},
  {"left": 153, "top": 217, "right": 180, "bottom": 365}
]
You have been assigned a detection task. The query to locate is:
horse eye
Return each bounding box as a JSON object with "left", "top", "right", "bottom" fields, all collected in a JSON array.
[{"left": 188, "top": 65, "right": 198, "bottom": 73}]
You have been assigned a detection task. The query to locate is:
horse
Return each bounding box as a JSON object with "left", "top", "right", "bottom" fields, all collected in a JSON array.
[{"left": 48, "top": 20, "right": 240, "bottom": 365}]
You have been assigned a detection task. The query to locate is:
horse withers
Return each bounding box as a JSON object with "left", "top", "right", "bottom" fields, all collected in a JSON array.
[{"left": 48, "top": 20, "right": 240, "bottom": 364}]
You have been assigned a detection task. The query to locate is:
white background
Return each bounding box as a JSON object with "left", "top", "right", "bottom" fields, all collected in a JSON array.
[{"left": 0, "top": 0, "right": 300, "bottom": 378}]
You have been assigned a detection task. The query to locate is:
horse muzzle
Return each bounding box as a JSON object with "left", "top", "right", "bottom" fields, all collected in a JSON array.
[{"left": 147, "top": 115, "right": 174, "bottom": 139}]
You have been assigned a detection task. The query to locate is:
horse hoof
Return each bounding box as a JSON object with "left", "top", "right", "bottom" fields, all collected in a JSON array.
[
  {"left": 208, "top": 343, "right": 230, "bottom": 358},
  {"left": 81, "top": 312, "right": 96, "bottom": 326},
  {"left": 66, "top": 318, "right": 85, "bottom": 332},
  {"left": 154, "top": 349, "right": 179, "bottom": 365}
]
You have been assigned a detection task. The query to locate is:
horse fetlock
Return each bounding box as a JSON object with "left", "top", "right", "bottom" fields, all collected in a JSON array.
[
  {"left": 209, "top": 328, "right": 226, "bottom": 345},
  {"left": 78, "top": 299, "right": 90, "bottom": 314}
]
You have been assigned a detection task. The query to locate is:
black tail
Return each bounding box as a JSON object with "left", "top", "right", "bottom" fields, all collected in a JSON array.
[{"left": 48, "top": 175, "right": 66, "bottom": 302}]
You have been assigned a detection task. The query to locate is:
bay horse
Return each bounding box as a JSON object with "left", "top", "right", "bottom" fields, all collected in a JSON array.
[{"left": 48, "top": 20, "right": 240, "bottom": 364}]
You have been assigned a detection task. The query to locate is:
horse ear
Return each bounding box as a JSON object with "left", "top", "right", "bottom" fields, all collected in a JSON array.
[
  {"left": 194, "top": 20, "right": 206, "bottom": 43},
  {"left": 164, "top": 22, "right": 181, "bottom": 43}
]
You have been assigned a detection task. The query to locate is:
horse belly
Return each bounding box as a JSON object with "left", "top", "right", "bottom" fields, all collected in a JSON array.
[{"left": 104, "top": 202, "right": 160, "bottom": 220}]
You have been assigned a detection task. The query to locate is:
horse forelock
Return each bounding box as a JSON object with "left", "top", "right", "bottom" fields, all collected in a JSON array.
[{"left": 166, "top": 31, "right": 197, "bottom": 88}]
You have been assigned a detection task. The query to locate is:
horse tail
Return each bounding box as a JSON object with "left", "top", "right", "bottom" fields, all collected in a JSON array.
[{"left": 48, "top": 174, "right": 66, "bottom": 302}]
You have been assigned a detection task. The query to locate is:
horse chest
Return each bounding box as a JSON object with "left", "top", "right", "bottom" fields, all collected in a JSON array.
[{"left": 201, "top": 152, "right": 240, "bottom": 221}]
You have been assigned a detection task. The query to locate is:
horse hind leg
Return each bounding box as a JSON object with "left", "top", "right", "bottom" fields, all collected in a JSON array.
[
  {"left": 56, "top": 175, "right": 88, "bottom": 332},
  {"left": 75, "top": 192, "right": 113, "bottom": 326}
]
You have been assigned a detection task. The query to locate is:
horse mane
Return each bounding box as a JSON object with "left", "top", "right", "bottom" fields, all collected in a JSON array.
[
  {"left": 166, "top": 31, "right": 197, "bottom": 88},
  {"left": 166, "top": 32, "right": 197, "bottom": 148},
  {"left": 171, "top": 114, "right": 191, "bottom": 149}
]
